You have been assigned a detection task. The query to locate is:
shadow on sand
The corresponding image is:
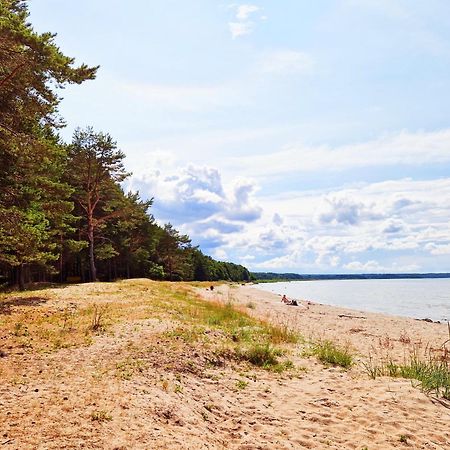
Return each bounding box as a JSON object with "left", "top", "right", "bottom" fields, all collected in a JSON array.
[{"left": 0, "top": 296, "right": 48, "bottom": 315}]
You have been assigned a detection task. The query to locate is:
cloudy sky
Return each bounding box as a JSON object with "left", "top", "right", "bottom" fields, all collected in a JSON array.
[{"left": 29, "top": 1, "right": 450, "bottom": 273}]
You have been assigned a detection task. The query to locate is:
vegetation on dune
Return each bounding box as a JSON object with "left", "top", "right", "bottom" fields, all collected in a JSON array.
[
  {"left": 0, "top": 1, "right": 250, "bottom": 289},
  {"left": 307, "top": 339, "right": 354, "bottom": 369},
  {"left": 0, "top": 280, "right": 299, "bottom": 378},
  {"left": 363, "top": 344, "right": 450, "bottom": 399}
]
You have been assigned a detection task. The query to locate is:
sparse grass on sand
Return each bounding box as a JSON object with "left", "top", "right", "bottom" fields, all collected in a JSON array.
[
  {"left": 306, "top": 339, "right": 354, "bottom": 369},
  {"left": 0, "top": 280, "right": 300, "bottom": 376},
  {"left": 363, "top": 345, "right": 450, "bottom": 399}
]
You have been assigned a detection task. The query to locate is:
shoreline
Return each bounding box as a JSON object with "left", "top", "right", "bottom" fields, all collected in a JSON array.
[
  {"left": 249, "top": 279, "right": 450, "bottom": 323},
  {"left": 202, "top": 284, "right": 450, "bottom": 360}
]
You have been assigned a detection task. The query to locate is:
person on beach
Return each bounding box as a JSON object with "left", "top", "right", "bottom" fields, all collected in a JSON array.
[{"left": 282, "top": 294, "right": 299, "bottom": 306}]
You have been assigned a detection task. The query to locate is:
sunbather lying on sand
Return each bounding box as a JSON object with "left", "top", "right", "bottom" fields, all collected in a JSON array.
[{"left": 281, "top": 294, "right": 298, "bottom": 306}]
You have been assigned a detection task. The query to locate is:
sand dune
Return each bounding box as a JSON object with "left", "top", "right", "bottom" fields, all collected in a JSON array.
[{"left": 1, "top": 281, "right": 449, "bottom": 449}]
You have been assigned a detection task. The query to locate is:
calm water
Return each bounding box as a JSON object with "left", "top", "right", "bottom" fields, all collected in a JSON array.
[{"left": 253, "top": 279, "right": 450, "bottom": 322}]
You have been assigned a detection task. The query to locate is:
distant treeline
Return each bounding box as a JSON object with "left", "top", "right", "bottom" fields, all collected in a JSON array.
[
  {"left": 0, "top": 2, "right": 250, "bottom": 290},
  {"left": 252, "top": 272, "right": 450, "bottom": 281}
]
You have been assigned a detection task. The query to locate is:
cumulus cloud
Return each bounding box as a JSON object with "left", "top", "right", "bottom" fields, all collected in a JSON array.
[
  {"left": 128, "top": 147, "right": 450, "bottom": 274},
  {"left": 382, "top": 219, "right": 405, "bottom": 234},
  {"left": 225, "top": 179, "right": 262, "bottom": 222},
  {"left": 253, "top": 250, "right": 304, "bottom": 270},
  {"left": 228, "top": 3, "right": 264, "bottom": 39},
  {"left": 343, "top": 260, "right": 420, "bottom": 273},
  {"left": 129, "top": 162, "right": 262, "bottom": 254},
  {"left": 424, "top": 243, "right": 450, "bottom": 256},
  {"left": 272, "top": 213, "right": 283, "bottom": 226},
  {"left": 130, "top": 164, "right": 228, "bottom": 222},
  {"left": 318, "top": 197, "right": 364, "bottom": 225},
  {"left": 251, "top": 177, "right": 450, "bottom": 272},
  {"left": 317, "top": 195, "right": 383, "bottom": 226},
  {"left": 194, "top": 219, "right": 244, "bottom": 235}
]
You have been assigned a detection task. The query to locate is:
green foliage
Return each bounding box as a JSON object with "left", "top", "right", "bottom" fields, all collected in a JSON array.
[
  {"left": 193, "top": 250, "right": 251, "bottom": 282},
  {"left": 206, "top": 303, "right": 252, "bottom": 328},
  {"left": 364, "top": 351, "right": 450, "bottom": 399},
  {"left": 235, "top": 380, "right": 249, "bottom": 389},
  {"left": 264, "top": 322, "right": 300, "bottom": 345},
  {"left": 309, "top": 340, "right": 354, "bottom": 368},
  {"left": 0, "top": 3, "right": 251, "bottom": 288},
  {"left": 238, "top": 343, "right": 283, "bottom": 367},
  {"left": 0, "top": 1, "right": 96, "bottom": 288}
]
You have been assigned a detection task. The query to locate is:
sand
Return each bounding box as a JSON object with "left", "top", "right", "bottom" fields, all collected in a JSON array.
[{"left": 1, "top": 281, "right": 449, "bottom": 449}]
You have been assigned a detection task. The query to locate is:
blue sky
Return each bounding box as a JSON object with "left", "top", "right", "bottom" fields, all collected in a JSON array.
[{"left": 29, "top": 1, "right": 450, "bottom": 273}]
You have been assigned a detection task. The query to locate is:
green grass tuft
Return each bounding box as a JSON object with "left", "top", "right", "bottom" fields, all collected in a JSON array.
[
  {"left": 238, "top": 343, "right": 283, "bottom": 368},
  {"left": 362, "top": 347, "right": 450, "bottom": 399},
  {"left": 309, "top": 339, "right": 354, "bottom": 368}
]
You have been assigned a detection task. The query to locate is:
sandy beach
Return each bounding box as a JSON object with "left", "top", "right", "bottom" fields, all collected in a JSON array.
[{"left": 1, "top": 280, "right": 449, "bottom": 449}]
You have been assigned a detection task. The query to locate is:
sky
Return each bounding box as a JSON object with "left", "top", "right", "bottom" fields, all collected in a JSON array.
[{"left": 28, "top": 0, "right": 450, "bottom": 273}]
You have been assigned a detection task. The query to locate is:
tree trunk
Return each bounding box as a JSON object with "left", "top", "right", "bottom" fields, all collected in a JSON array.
[
  {"left": 87, "top": 222, "right": 97, "bottom": 282},
  {"left": 18, "top": 264, "right": 25, "bottom": 291},
  {"left": 59, "top": 234, "right": 64, "bottom": 283}
]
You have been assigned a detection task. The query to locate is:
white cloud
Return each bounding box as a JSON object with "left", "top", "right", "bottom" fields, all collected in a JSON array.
[
  {"left": 128, "top": 147, "right": 450, "bottom": 273},
  {"left": 225, "top": 178, "right": 262, "bottom": 222},
  {"left": 129, "top": 162, "right": 262, "bottom": 252},
  {"left": 249, "top": 177, "right": 450, "bottom": 271},
  {"left": 227, "top": 128, "right": 450, "bottom": 177},
  {"left": 343, "top": 260, "right": 420, "bottom": 273},
  {"left": 228, "top": 3, "right": 265, "bottom": 39},
  {"left": 253, "top": 250, "right": 304, "bottom": 270},
  {"left": 317, "top": 195, "right": 383, "bottom": 226},
  {"left": 425, "top": 243, "right": 450, "bottom": 256},
  {"left": 236, "top": 4, "right": 259, "bottom": 20}
]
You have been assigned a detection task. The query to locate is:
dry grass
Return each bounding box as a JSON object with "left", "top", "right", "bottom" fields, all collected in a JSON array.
[{"left": 0, "top": 280, "right": 299, "bottom": 380}]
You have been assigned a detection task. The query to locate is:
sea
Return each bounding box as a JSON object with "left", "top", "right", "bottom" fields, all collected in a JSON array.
[{"left": 252, "top": 278, "right": 450, "bottom": 322}]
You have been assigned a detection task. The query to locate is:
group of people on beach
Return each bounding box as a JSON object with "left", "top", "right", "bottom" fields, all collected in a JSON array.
[{"left": 281, "top": 294, "right": 299, "bottom": 306}]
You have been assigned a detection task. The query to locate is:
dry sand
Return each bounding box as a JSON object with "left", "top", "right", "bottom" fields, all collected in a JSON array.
[{"left": 1, "top": 280, "right": 449, "bottom": 449}]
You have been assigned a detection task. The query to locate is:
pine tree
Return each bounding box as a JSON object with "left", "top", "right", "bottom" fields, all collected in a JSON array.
[
  {"left": 0, "top": 1, "right": 97, "bottom": 288},
  {"left": 67, "top": 127, "right": 129, "bottom": 281}
]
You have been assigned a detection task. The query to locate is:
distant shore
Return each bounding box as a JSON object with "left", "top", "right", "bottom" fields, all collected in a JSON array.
[{"left": 252, "top": 272, "right": 450, "bottom": 282}]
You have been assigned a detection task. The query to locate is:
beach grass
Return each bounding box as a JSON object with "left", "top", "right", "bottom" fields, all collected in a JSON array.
[
  {"left": 308, "top": 339, "right": 354, "bottom": 368},
  {"left": 0, "top": 280, "right": 299, "bottom": 378},
  {"left": 363, "top": 348, "right": 450, "bottom": 399}
]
